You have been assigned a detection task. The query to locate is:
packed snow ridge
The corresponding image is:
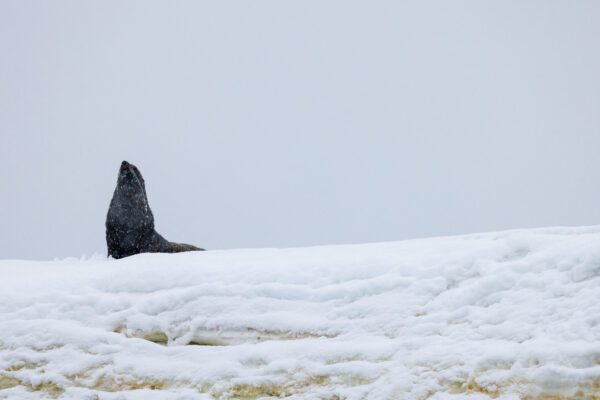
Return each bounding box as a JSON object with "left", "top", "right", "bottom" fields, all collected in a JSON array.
[{"left": 1, "top": 226, "right": 599, "bottom": 400}]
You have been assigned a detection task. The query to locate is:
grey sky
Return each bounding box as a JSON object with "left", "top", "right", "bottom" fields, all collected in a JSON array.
[{"left": 1, "top": 1, "right": 599, "bottom": 260}]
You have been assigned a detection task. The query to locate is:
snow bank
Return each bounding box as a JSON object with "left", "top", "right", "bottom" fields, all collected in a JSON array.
[{"left": 1, "top": 226, "right": 599, "bottom": 399}]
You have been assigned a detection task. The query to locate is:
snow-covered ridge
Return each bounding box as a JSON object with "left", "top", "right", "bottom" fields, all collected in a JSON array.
[{"left": 1, "top": 226, "right": 599, "bottom": 399}]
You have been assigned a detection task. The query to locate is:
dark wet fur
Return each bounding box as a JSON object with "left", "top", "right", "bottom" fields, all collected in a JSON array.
[{"left": 106, "top": 161, "right": 204, "bottom": 259}]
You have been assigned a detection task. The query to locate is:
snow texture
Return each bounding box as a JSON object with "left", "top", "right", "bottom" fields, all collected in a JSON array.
[{"left": 1, "top": 226, "right": 599, "bottom": 399}]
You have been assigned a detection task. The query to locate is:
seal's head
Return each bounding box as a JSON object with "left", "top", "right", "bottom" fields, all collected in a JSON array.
[
  {"left": 117, "top": 160, "right": 147, "bottom": 197},
  {"left": 107, "top": 160, "right": 154, "bottom": 231}
]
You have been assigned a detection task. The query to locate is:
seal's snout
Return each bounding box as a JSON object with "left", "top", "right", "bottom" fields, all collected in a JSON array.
[{"left": 120, "top": 160, "right": 130, "bottom": 170}]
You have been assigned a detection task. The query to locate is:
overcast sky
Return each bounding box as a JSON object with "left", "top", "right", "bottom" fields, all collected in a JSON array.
[{"left": 1, "top": 1, "right": 599, "bottom": 260}]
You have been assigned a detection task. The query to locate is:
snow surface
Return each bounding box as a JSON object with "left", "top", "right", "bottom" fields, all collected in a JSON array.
[{"left": 1, "top": 226, "right": 599, "bottom": 399}]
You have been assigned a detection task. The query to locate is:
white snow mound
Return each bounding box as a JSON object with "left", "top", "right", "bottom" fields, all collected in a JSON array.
[{"left": 1, "top": 226, "right": 600, "bottom": 400}]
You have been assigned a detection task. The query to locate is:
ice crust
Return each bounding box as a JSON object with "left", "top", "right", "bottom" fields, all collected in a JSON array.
[{"left": 1, "top": 226, "right": 599, "bottom": 399}]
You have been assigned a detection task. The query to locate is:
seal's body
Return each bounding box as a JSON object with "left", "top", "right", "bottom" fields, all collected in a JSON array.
[{"left": 106, "top": 161, "right": 203, "bottom": 259}]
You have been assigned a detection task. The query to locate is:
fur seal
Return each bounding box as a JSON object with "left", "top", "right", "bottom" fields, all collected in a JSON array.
[{"left": 106, "top": 160, "right": 204, "bottom": 259}]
